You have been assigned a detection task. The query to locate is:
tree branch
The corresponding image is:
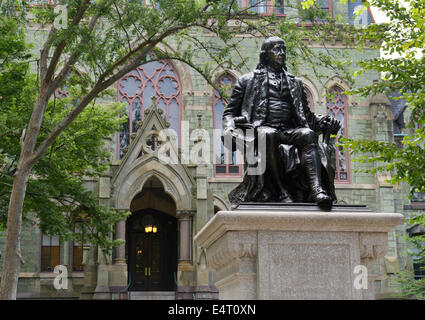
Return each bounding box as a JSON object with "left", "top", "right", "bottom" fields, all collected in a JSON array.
[{"left": 43, "top": 0, "right": 91, "bottom": 87}]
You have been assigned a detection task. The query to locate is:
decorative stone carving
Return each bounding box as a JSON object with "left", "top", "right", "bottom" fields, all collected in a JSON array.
[
  {"left": 207, "top": 233, "right": 257, "bottom": 270},
  {"left": 359, "top": 232, "right": 388, "bottom": 266}
]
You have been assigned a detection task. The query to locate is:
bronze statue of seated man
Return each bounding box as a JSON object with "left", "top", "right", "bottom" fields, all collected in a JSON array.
[{"left": 222, "top": 36, "right": 341, "bottom": 209}]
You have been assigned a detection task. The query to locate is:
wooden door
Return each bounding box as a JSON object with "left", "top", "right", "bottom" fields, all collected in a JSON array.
[{"left": 127, "top": 210, "right": 176, "bottom": 291}]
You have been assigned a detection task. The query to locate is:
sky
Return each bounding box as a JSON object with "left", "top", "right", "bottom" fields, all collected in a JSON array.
[{"left": 370, "top": 6, "right": 390, "bottom": 23}]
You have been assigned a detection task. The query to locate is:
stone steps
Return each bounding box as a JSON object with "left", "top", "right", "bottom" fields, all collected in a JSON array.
[{"left": 128, "top": 291, "right": 176, "bottom": 300}]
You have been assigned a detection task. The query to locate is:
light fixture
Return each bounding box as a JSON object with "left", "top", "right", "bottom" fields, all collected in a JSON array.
[{"left": 145, "top": 224, "right": 157, "bottom": 233}]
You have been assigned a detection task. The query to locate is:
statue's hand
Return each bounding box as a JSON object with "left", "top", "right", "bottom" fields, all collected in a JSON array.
[
  {"left": 223, "top": 126, "right": 241, "bottom": 139},
  {"left": 233, "top": 116, "right": 253, "bottom": 130},
  {"left": 223, "top": 126, "right": 235, "bottom": 136},
  {"left": 319, "top": 116, "right": 341, "bottom": 134},
  {"left": 236, "top": 123, "right": 254, "bottom": 129}
]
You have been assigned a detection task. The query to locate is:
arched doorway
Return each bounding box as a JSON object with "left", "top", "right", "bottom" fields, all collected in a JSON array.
[
  {"left": 126, "top": 177, "right": 177, "bottom": 291},
  {"left": 126, "top": 209, "right": 177, "bottom": 291}
]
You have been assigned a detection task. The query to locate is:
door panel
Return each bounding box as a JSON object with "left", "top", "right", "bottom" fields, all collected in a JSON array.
[
  {"left": 127, "top": 210, "right": 177, "bottom": 291},
  {"left": 149, "top": 234, "right": 163, "bottom": 290},
  {"left": 131, "top": 233, "right": 149, "bottom": 290}
]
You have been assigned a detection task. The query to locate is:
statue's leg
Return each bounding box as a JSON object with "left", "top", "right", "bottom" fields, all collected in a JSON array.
[
  {"left": 282, "top": 128, "right": 332, "bottom": 206},
  {"left": 260, "top": 126, "right": 293, "bottom": 203}
]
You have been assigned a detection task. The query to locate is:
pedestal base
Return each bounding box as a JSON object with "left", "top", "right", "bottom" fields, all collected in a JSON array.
[
  {"left": 109, "top": 261, "right": 128, "bottom": 288},
  {"left": 194, "top": 203, "right": 404, "bottom": 300}
]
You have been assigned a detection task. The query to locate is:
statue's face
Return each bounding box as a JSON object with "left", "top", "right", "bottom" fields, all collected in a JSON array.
[{"left": 268, "top": 42, "right": 286, "bottom": 68}]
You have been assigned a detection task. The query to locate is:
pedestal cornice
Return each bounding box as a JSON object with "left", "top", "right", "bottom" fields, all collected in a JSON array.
[{"left": 195, "top": 206, "right": 404, "bottom": 249}]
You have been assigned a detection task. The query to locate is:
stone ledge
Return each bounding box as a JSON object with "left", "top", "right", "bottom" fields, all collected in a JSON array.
[{"left": 195, "top": 208, "right": 404, "bottom": 248}]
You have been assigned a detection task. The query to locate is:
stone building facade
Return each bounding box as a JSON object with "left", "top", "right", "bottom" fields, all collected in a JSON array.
[{"left": 0, "top": 0, "right": 422, "bottom": 299}]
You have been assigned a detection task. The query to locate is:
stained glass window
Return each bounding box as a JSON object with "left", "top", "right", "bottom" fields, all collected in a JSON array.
[
  {"left": 213, "top": 74, "right": 241, "bottom": 177},
  {"left": 28, "top": 0, "right": 55, "bottom": 5},
  {"left": 117, "top": 60, "right": 182, "bottom": 158},
  {"left": 326, "top": 86, "right": 350, "bottom": 182},
  {"left": 239, "top": 0, "right": 284, "bottom": 15},
  {"left": 248, "top": 0, "right": 267, "bottom": 14},
  {"left": 305, "top": 86, "right": 314, "bottom": 111}
]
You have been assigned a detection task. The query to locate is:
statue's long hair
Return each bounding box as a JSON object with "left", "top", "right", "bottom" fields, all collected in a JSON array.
[{"left": 256, "top": 36, "right": 287, "bottom": 71}]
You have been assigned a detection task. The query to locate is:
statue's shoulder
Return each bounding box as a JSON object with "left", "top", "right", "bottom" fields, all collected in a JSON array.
[
  {"left": 239, "top": 71, "right": 255, "bottom": 80},
  {"left": 288, "top": 73, "right": 306, "bottom": 87},
  {"left": 286, "top": 72, "right": 299, "bottom": 81},
  {"left": 236, "top": 72, "right": 255, "bottom": 85}
]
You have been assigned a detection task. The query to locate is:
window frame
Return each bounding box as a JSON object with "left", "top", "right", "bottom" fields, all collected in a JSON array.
[
  {"left": 413, "top": 262, "right": 425, "bottom": 280},
  {"left": 40, "top": 233, "right": 61, "bottom": 273},
  {"left": 326, "top": 85, "right": 351, "bottom": 184},
  {"left": 240, "top": 0, "right": 286, "bottom": 17},
  {"left": 298, "top": 0, "right": 333, "bottom": 26},
  {"left": 116, "top": 59, "right": 183, "bottom": 159},
  {"left": 212, "top": 74, "right": 242, "bottom": 178},
  {"left": 305, "top": 86, "right": 315, "bottom": 112},
  {"left": 71, "top": 224, "right": 89, "bottom": 272}
]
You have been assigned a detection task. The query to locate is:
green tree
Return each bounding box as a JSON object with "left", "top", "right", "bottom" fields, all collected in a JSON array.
[
  {"left": 341, "top": 1, "right": 425, "bottom": 299},
  {"left": 0, "top": 12, "right": 129, "bottom": 294}
]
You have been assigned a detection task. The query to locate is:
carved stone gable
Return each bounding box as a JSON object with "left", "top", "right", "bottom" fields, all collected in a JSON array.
[{"left": 110, "top": 97, "right": 194, "bottom": 212}]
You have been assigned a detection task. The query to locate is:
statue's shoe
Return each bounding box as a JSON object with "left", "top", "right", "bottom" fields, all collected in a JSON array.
[
  {"left": 278, "top": 194, "right": 294, "bottom": 203},
  {"left": 313, "top": 192, "right": 332, "bottom": 207}
]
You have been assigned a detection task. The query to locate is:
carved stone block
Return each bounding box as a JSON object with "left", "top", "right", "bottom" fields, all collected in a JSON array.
[{"left": 194, "top": 206, "right": 403, "bottom": 300}]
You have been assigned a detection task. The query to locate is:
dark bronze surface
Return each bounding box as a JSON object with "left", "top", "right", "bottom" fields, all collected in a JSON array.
[{"left": 222, "top": 37, "right": 341, "bottom": 210}]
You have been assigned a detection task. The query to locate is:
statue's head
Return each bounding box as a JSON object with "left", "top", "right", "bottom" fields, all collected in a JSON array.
[{"left": 259, "top": 36, "right": 287, "bottom": 70}]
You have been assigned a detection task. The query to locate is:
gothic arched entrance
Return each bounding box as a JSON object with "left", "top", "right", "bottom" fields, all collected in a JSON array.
[{"left": 126, "top": 209, "right": 177, "bottom": 291}]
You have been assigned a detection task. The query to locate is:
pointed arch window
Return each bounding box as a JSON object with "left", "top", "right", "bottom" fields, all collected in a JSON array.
[
  {"left": 116, "top": 60, "right": 182, "bottom": 159},
  {"left": 304, "top": 86, "right": 314, "bottom": 111},
  {"left": 326, "top": 85, "right": 350, "bottom": 183},
  {"left": 239, "top": 0, "right": 285, "bottom": 16},
  {"left": 213, "top": 74, "right": 241, "bottom": 177}
]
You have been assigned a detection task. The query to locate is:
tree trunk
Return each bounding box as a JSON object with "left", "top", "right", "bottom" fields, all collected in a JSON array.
[
  {"left": 0, "top": 90, "right": 47, "bottom": 299},
  {"left": 0, "top": 165, "right": 31, "bottom": 300}
]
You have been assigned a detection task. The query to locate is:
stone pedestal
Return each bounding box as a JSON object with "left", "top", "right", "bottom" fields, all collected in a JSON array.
[{"left": 194, "top": 203, "right": 404, "bottom": 300}]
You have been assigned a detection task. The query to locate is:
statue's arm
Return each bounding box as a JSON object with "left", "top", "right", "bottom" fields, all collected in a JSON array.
[
  {"left": 299, "top": 82, "right": 321, "bottom": 132},
  {"left": 222, "top": 75, "right": 248, "bottom": 131},
  {"left": 300, "top": 82, "right": 340, "bottom": 135}
]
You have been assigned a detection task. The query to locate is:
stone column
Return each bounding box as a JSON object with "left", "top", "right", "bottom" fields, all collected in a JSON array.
[
  {"left": 93, "top": 250, "right": 111, "bottom": 300},
  {"left": 109, "top": 218, "right": 128, "bottom": 296},
  {"left": 194, "top": 204, "right": 404, "bottom": 300},
  {"left": 195, "top": 165, "right": 209, "bottom": 233},
  {"left": 193, "top": 164, "right": 217, "bottom": 299},
  {"left": 176, "top": 210, "right": 196, "bottom": 299},
  {"left": 91, "top": 175, "right": 114, "bottom": 299},
  {"left": 114, "top": 220, "right": 126, "bottom": 264},
  {"left": 177, "top": 211, "right": 193, "bottom": 263},
  {"left": 62, "top": 241, "right": 73, "bottom": 293}
]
